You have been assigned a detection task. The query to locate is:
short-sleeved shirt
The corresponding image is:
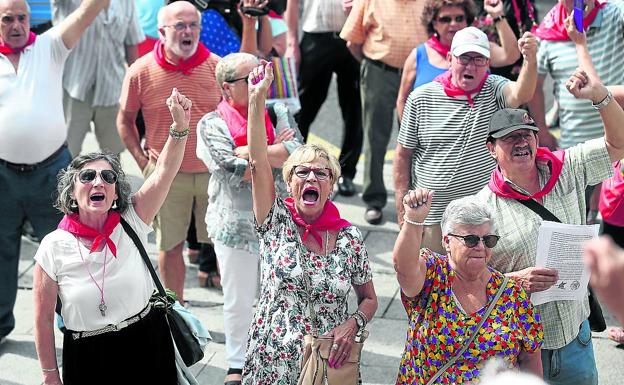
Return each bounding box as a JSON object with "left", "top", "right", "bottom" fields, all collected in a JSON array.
[
  {"left": 52, "top": 0, "right": 145, "bottom": 107},
  {"left": 119, "top": 52, "right": 221, "bottom": 173},
  {"left": 398, "top": 75, "right": 509, "bottom": 224},
  {"left": 537, "top": 2, "right": 624, "bottom": 148},
  {"left": 242, "top": 198, "right": 373, "bottom": 384},
  {"left": 397, "top": 250, "right": 543, "bottom": 385},
  {"left": 196, "top": 103, "right": 302, "bottom": 253},
  {"left": 0, "top": 29, "right": 70, "bottom": 163},
  {"left": 476, "top": 138, "right": 613, "bottom": 349},
  {"left": 34, "top": 204, "right": 155, "bottom": 332},
  {"left": 301, "top": 0, "right": 348, "bottom": 33},
  {"left": 340, "top": 0, "right": 427, "bottom": 69}
]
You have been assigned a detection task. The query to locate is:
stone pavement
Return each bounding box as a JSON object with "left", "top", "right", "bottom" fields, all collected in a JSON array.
[{"left": 1, "top": 133, "right": 623, "bottom": 385}]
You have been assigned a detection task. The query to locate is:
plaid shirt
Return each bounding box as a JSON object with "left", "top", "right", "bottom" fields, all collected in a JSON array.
[{"left": 476, "top": 138, "right": 613, "bottom": 349}]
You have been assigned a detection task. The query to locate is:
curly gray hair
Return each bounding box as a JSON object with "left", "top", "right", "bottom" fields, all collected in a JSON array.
[
  {"left": 441, "top": 195, "right": 496, "bottom": 235},
  {"left": 55, "top": 152, "right": 132, "bottom": 215}
]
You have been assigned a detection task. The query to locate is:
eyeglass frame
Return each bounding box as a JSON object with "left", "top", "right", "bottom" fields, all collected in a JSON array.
[
  {"left": 162, "top": 21, "right": 201, "bottom": 32},
  {"left": 291, "top": 166, "right": 333, "bottom": 181},
  {"left": 436, "top": 15, "right": 466, "bottom": 24},
  {"left": 447, "top": 233, "right": 500, "bottom": 248},
  {"left": 78, "top": 169, "right": 118, "bottom": 185},
  {"left": 226, "top": 75, "right": 249, "bottom": 84},
  {"left": 454, "top": 54, "right": 489, "bottom": 67}
]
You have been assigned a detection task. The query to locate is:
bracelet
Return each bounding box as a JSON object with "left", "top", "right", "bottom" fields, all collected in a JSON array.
[
  {"left": 493, "top": 14, "right": 506, "bottom": 24},
  {"left": 355, "top": 309, "right": 369, "bottom": 324},
  {"left": 592, "top": 90, "right": 613, "bottom": 110},
  {"left": 41, "top": 367, "right": 58, "bottom": 372},
  {"left": 169, "top": 123, "right": 190, "bottom": 140},
  {"left": 403, "top": 215, "right": 426, "bottom": 226}
]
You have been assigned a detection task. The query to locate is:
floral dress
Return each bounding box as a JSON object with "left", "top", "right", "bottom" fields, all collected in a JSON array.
[
  {"left": 242, "top": 198, "right": 373, "bottom": 384},
  {"left": 396, "top": 249, "right": 543, "bottom": 384}
]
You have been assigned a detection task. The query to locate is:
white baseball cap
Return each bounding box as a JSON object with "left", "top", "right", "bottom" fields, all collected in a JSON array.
[{"left": 451, "top": 26, "right": 490, "bottom": 59}]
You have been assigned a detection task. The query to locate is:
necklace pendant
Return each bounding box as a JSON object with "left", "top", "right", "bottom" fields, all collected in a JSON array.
[{"left": 99, "top": 301, "right": 107, "bottom": 317}]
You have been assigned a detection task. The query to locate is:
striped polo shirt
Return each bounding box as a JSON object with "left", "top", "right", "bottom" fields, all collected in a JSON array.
[
  {"left": 537, "top": 2, "right": 624, "bottom": 149},
  {"left": 398, "top": 75, "right": 509, "bottom": 224},
  {"left": 119, "top": 52, "right": 222, "bottom": 173}
]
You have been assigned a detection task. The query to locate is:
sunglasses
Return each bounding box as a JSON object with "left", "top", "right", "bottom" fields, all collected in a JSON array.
[
  {"left": 226, "top": 75, "right": 249, "bottom": 84},
  {"left": 448, "top": 233, "right": 500, "bottom": 248},
  {"left": 78, "top": 169, "right": 118, "bottom": 184},
  {"left": 292, "top": 166, "right": 332, "bottom": 180},
  {"left": 437, "top": 15, "right": 465, "bottom": 23}
]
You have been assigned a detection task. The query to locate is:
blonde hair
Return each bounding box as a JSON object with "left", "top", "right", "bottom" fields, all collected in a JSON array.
[{"left": 282, "top": 144, "right": 341, "bottom": 185}]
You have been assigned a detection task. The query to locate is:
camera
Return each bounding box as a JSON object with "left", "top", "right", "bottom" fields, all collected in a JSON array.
[{"left": 182, "top": 0, "right": 286, "bottom": 16}]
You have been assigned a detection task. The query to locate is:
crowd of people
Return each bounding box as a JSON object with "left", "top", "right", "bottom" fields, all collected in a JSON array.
[{"left": 1, "top": 0, "right": 624, "bottom": 384}]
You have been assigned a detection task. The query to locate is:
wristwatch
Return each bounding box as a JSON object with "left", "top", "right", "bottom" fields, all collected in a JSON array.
[
  {"left": 350, "top": 311, "right": 367, "bottom": 335},
  {"left": 592, "top": 90, "right": 613, "bottom": 110},
  {"left": 493, "top": 14, "right": 506, "bottom": 24}
]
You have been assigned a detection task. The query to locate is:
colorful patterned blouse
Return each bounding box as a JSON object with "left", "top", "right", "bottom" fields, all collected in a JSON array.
[{"left": 396, "top": 249, "right": 543, "bottom": 384}]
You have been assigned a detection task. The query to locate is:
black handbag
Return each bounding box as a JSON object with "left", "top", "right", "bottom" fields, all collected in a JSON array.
[
  {"left": 516, "top": 198, "right": 607, "bottom": 332},
  {"left": 120, "top": 218, "right": 206, "bottom": 366}
]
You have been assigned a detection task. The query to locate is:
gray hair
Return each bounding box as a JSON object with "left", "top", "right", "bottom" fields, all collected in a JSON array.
[
  {"left": 157, "top": 1, "right": 202, "bottom": 29},
  {"left": 440, "top": 195, "right": 496, "bottom": 235},
  {"left": 215, "top": 52, "right": 259, "bottom": 89},
  {"left": 55, "top": 152, "right": 132, "bottom": 215},
  {"left": 0, "top": 0, "right": 31, "bottom": 13}
]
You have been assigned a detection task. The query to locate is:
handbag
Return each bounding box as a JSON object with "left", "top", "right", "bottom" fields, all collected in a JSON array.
[
  {"left": 267, "top": 56, "right": 301, "bottom": 113},
  {"left": 120, "top": 218, "right": 211, "bottom": 366},
  {"left": 515, "top": 199, "right": 607, "bottom": 332},
  {"left": 297, "top": 262, "right": 366, "bottom": 385},
  {"left": 426, "top": 277, "right": 509, "bottom": 385}
]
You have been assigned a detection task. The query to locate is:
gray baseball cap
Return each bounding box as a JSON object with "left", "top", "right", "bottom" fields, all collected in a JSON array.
[{"left": 488, "top": 108, "right": 540, "bottom": 139}]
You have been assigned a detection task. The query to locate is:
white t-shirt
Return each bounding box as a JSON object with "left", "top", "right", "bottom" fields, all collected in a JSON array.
[
  {"left": 0, "top": 28, "right": 70, "bottom": 163},
  {"left": 35, "top": 204, "right": 155, "bottom": 331}
]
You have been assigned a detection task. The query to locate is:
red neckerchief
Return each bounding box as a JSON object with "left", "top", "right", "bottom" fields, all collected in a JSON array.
[
  {"left": 152, "top": 39, "right": 211, "bottom": 75},
  {"left": 284, "top": 197, "right": 351, "bottom": 248},
  {"left": 534, "top": 1, "right": 606, "bottom": 41},
  {"left": 217, "top": 99, "right": 275, "bottom": 147},
  {"left": 433, "top": 71, "right": 489, "bottom": 108},
  {"left": 488, "top": 147, "right": 566, "bottom": 200},
  {"left": 268, "top": 10, "right": 283, "bottom": 19},
  {"left": 0, "top": 31, "right": 36, "bottom": 55},
  {"left": 426, "top": 35, "right": 451, "bottom": 57},
  {"left": 58, "top": 212, "right": 121, "bottom": 257}
]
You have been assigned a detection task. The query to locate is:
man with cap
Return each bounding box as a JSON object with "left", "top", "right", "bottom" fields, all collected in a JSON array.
[
  {"left": 393, "top": 26, "right": 538, "bottom": 253},
  {"left": 476, "top": 68, "right": 624, "bottom": 384}
]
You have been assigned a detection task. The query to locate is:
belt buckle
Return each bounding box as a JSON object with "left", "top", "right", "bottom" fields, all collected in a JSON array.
[{"left": 116, "top": 320, "right": 129, "bottom": 330}]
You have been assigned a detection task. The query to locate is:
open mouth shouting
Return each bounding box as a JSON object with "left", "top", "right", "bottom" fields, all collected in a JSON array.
[
  {"left": 181, "top": 37, "right": 193, "bottom": 48},
  {"left": 89, "top": 192, "right": 106, "bottom": 204},
  {"left": 301, "top": 186, "right": 320, "bottom": 206}
]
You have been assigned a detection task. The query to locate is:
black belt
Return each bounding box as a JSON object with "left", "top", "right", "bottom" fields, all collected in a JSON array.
[
  {"left": 364, "top": 57, "right": 401, "bottom": 74},
  {"left": 0, "top": 143, "right": 67, "bottom": 173},
  {"left": 305, "top": 31, "right": 342, "bottom": 39}
]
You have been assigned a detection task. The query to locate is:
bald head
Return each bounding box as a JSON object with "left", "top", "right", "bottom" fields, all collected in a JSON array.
[
  {"left": 0, "top": 0, "right": 30, "bottom": 13},
  {"left": 157, "top": 1, "right": 201, "bottom": 28},
  {"left": 0, "top": 0, "right": 31, "bottom": 49}
]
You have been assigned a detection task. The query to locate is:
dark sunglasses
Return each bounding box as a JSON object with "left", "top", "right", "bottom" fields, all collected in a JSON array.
[
  {"left": 78, "top": 169, "right": 118, "bottom": 184},
  {"left": 292, "top": 166, "right": 332, "bottom": 180},
  {"left": 437, "top": 15, "right": 465, "bottom": 23},
  {"left": 448, "top": 233, "right": 500, "bottom": 248},
  {"left": 226, "top": 75, "right": 249, "bottom": 84}
]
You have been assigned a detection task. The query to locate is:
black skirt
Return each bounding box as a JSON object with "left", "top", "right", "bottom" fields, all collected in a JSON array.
[{"left": 62, "top": 307, "right": 178, "bottom": 385}]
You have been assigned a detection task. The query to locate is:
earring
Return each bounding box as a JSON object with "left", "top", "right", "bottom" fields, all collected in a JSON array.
[
  {"left": 70, "top": 199, "right": 78, "bottom": 211},
  {"left": 112, "top": 199, "right": 118, "bottom": 209}
]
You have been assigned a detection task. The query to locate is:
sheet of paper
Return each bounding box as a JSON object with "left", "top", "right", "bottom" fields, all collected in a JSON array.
[{"left": 530, "top": 221, "right": 599, "bottom": 306}]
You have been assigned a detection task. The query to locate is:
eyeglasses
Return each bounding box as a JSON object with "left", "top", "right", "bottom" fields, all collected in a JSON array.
[
  {"left": 437, "top": 15, "right": 465, "bottom": 23},
  {"left": 455, "top": 55, "right": 489, "bottom": 67},
  {"left": 448, "top": 233, "right": 500, "bottom": 248},
  {"left": 226, "top": 75, "right": 249, "bottom": 84},
  {"left": 163, "top": 21, "right": 200, "bottom": 32},
  {"left": 78, "top": 169, "right": 118, "bottom": 185},
  {"left": 292, "top": 166, "right": 332, "bottom": 180},
  {"left": 499, "top": 132, "right": 536, "bottom": 143}
]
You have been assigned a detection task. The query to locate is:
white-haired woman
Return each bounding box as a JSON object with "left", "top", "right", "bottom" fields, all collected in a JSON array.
[
  {"left": 394, "top": 190, "right": 543, "bottom": 384},
  {"left": 196, "top": 52, "right": 302, "bottom": 385}
]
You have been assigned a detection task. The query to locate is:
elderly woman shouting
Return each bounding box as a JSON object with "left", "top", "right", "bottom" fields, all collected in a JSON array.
[
  {"left": 394, "top": 189, "right": 543, "bottom": 384},
  {"left": 32, "top": 89, "right": 192, "bottom": 385},
  {"left": 241, "top": 62, "right": 378, "bottom": 384},
  {"left": 196, "top": 52, "right": 303, "bottom": 385}
]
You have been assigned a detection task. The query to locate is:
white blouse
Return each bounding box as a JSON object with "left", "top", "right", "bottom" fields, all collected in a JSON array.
[{"left": 35, "top": 204, "right": 155, "bottom": 331}]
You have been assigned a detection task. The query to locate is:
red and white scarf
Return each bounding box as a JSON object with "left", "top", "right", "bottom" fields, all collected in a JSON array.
[
  {"left": 433, "top": 71, "right": 489, "bottom": 108},
  {"left": 58, "top": 212, "right": 121, "bottom": 257},
  {"left": 152, "top": 39, "right": 211, "bottom": 75},
  {"left": 0, "top": 31, "right": 36, "bottom": 55},
  {"left": 284, "top": 198, "right": 351, "bottom": 248}
]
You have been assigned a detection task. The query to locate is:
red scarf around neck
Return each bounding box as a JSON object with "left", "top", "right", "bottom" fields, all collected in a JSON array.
[
  {"left": 153, "top": 39, "right": 211, "bottom": 75},
  {"left": 284, "top": 197, "right": 351, "bottom": 248},
  {"left": 434, "top": 71, "right": 489, "bottom": 108},
  {"left": 426, "top": 35, "right": 451, "bottom": 58},
  {"left": 0, "top": 31, "right": 36, "bottom": 55},
  {"left": 58, "top": 212, "right": 121, "bottom": 257},
  {"left": 217, "top": 99, "right": 275, "bottom": 147},
  {"left": 534, "top": 1, "right": 606, "bottom": 41},
  {"left": 488, "top": 147, "right": 566, "bottom": 200}
]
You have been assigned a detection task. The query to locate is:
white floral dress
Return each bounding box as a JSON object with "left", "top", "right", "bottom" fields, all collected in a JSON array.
[{"left": 242, "top": 198, "right": 373, "bottom": 384}]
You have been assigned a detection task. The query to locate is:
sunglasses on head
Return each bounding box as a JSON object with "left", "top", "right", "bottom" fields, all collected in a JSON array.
[
  {"left": 448, "top": 233, "right": 500, "bottom": 248},
  {"left": 292, "top": 166, "right": 332, "bottom": 180},
  {"left": 437, "top": 15, "right": 465, "bottom": 23},
  {"left": 78, "top": 169, "right": 118, "bottom": 184}
]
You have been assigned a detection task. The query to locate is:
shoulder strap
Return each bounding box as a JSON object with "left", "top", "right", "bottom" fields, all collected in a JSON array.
[
  {"left": 267, "top": 104, "right": 278, "bottom": 127},
  {"left": 426, "top": 276, "right": 510, "bottom": 385},
  {"left": 515, "top": 198, "right": 562, "bottom": 223},
  {"left": 119, "top": 217, "right": 167, "bottom": 297}
]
